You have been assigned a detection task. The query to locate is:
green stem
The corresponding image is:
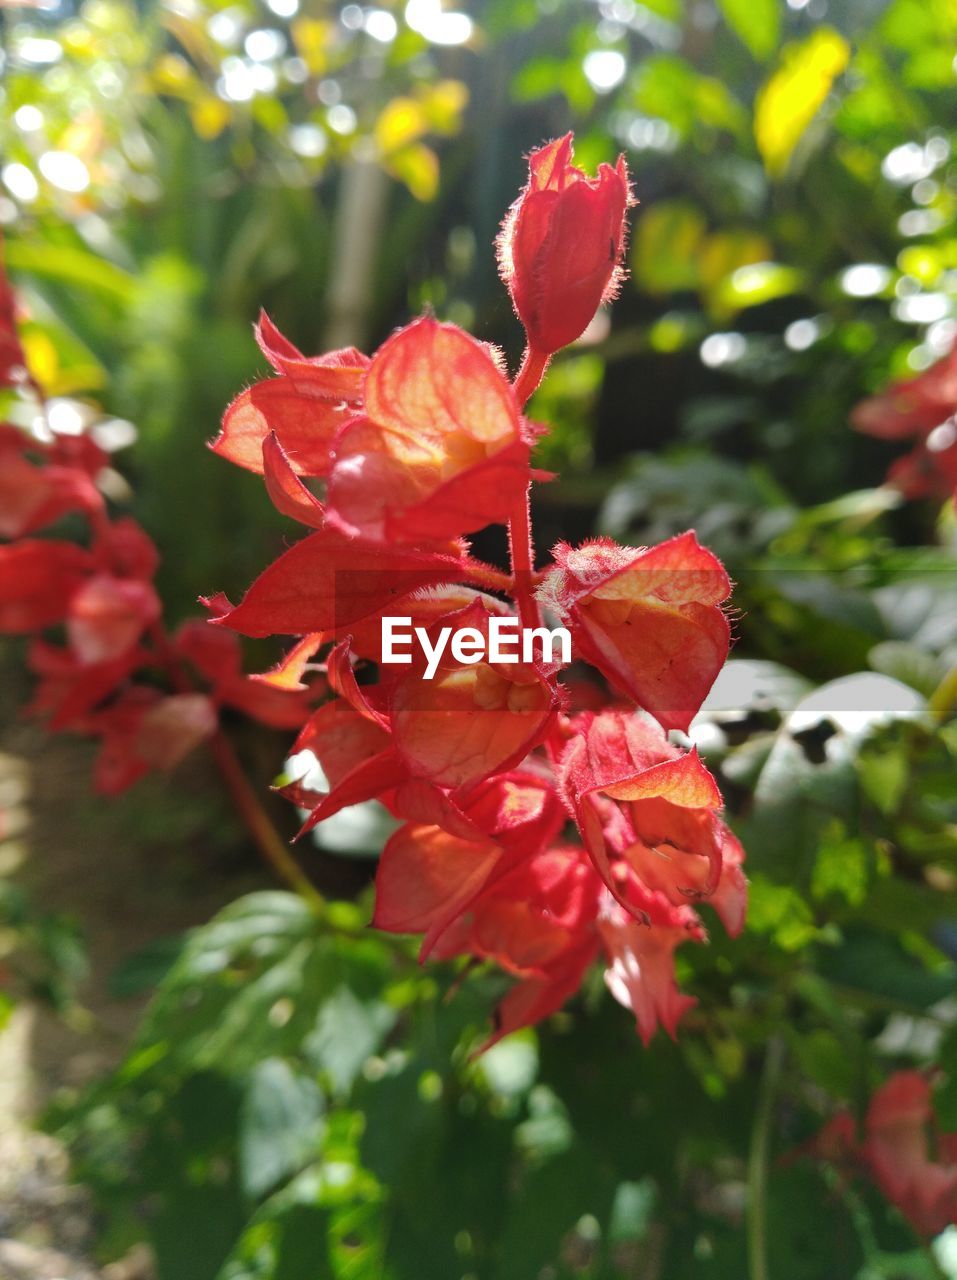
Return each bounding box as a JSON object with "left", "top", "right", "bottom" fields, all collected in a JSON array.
[{"left": 747, "top": 1035, "right": 785, "bottom": 1280}]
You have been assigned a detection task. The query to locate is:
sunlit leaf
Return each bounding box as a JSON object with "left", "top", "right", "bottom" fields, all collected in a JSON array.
[
  {"left": 384, "top": 142, "right": 440, "bottom": 201},
  {"left": 754, "top": 29, "right": 851, "bottom": 176},
  {"left": 632, "top": 201, "right": 707, "bottom": 293}
]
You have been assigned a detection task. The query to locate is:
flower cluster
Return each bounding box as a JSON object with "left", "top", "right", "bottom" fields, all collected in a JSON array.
[
  {"left": 211, "top": 135, "right": 748, "bottom": 1047},
  {"left": 0, "top": 257, "right": 316, "bottom": 795},
  {"left": 851, "top": 341, "right": 957, "bottom": 503},
  {"left": 810, "top": 1072, "right": 957, "bottom": 1238}
]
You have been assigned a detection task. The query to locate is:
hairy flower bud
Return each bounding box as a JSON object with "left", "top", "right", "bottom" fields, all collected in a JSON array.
[{"left": 497, "top": 133, "right": 632, "bottom": 356}]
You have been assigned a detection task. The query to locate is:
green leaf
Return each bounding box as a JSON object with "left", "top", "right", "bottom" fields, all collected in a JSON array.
[
  {"left": 133, "top": 893, "right": 329, "bottom": 1080},
  {"left": 631, "top": 201, "right": 707, "bottom": 294},
  {"left": 305, "top": 986, "right": 396, "bottom": 1098},
  {"left": 239, "top": 1059, "right": 325, "bottom": 1200},
  {"left": 717, "top": 0, "right": 780, "bottom": 60},
  {"left": 5, "top": 239, "right": 137, "bottom": 303}
]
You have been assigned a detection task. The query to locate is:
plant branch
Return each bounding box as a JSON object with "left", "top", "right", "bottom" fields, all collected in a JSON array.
[
  {"left": 507, "top": 344, "right": 550, "bottom": 629},
  {"left": 206, "top": 729, "right": 326, "bottom": 914},
  {"left": 507, "top": 486, "right": 540, "bottom": 632},
  {"left": 147, "top": 623, "right": 324, "bottom": 912}
]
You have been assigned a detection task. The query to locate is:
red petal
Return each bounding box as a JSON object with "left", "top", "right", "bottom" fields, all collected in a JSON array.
[
  {"left": 255, "top": 311, "right": 369, "bottom": 395},
  {"left": 212, "top": 379, "right": 352, "bottom": 476},
  {"left": 213, "top": 529, "right": 469, "bottom": 638},
  {"left": 371, "top": 822, "right": 503, "bottom": 944},
  {"left": 0, "top": 541, "right": 94, "bottom": 632},
  {"left": 67, "top": 575, "right": 160, "bottom": 665},
  {"left": 262, "top": 431, "right": 325, "bottom": 527}
]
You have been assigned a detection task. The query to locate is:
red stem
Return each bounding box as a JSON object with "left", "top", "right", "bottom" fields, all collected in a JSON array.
[
  {"left": 508, "top": 485, "right": 540, "bottom": 631},
  {"left": 512, "top": 346, "right": 550, "bottom": 406},
  {"left": 507, "top": 345, "right": 550, "bottom": 628},
  {"left": 206, "top": 729, "right": 326, "bottom": 913}
]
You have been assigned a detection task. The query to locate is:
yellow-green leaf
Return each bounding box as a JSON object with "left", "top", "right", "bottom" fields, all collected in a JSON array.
[
  {"left": 386, "top": 143, "right": 439, "bottom": 202},
  {"left": 632, "top": 201, "right": 707, "bottom": 294},
  {"left": 754, "top": 28, "right": 850, "bottom": 176}
]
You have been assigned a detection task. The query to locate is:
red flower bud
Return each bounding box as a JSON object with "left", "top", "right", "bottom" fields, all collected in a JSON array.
[{"left": 497, "top": 133, "right": 633, "bottom": 356}]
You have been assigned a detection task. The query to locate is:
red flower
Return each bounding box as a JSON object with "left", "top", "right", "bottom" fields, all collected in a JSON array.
[
  {"left": 862, "top": 1073, "right": 957, "bottom": 1238},
  {"left": 497, "top": 134, "right": 632, "bottom": 356},
  {"left": 202, "top": 144, "right": 745, "bottom": 1052},
  {"left": 809, "top": 1073, "right": 957, "bottom": 1238},
  {"left": 0, "top": 246, "right": 28, "bottom": 389},
  {"left": 540, "top": 532, "right": 731, "bottom": 733},
  {"left": 385, "top": 601, "right": 558, "bottom": 790},
  {"left": 851, "top": 342, "right": 957, "bottom": 501},
  {"left": 67, "top": 574, "right": 161, "bottom": 665},
  {"left": 326, "top": 318, "right": 531, "bottom": 544},
  {"left": 173, "top": 621, "right": 320, "bottom": 729},
  {"left": 0, "top": 541, "right": 95, "bottom": 632},
  {"left": 88, "top": 688, "right": 217, "bottom": 795},
  {"left": 598, "top": 893, "right": 703, "bottom": 1046},
  {"left": 212, "top": 313, "right": 368, "bottom": 476},
  {"left": 214, "top": 316, "right": 532, "bottom": 547},
  {"left": 372, "top": 773, "right": 565, "bottom": 957},
  {"left": 560, "top": 709, "right": 747, "bottom": 936},
  {"left": 0, "top": 426, "right": 104, "bottom": 538}
]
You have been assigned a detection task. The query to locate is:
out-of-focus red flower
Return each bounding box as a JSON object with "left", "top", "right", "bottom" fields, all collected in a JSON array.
[
  {"left": 173, "top": 621, "right": 320, "bottom": 729},
  {"left": 67, "top": 574, "right": 161, "bottom": 665},
  {"left": 0, "top": 245, "right": 28, "bottom": 389},
  {"left": 851, "top": 343, "right": 957, "bottom": 501},
  {"left": 0, "top": 540, "right": 95, "bottom": 631},
  {"left": 25, "top": 640, "right": 146, "bottom": 730},
  {"left": 560, "top": 709, "right": 747, "bottom": 936},
  {"left": 0, "top": 427, "right": 104, "bottom": 538},
  {"left": 540, "top": 532, "right": 731, "bottom": 733},
  {"left": 808, "top": 1073, "right": 957, "bottom": 1238},
  {"left": 88, "top": 689, "right": 218, "bottom": 795},
  {"left": 862, "top": 1073, "right": 957, "bottom": 1238},
  {"left": 496, "top": 134, "right": 632, "bottom": 356}
]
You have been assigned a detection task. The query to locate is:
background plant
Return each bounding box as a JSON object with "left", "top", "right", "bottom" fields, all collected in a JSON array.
[{"left": 1, "top": 0, "right": 957, "bottom": 1277}]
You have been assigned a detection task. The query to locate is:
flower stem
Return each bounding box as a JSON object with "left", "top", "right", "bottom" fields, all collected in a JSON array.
[
  {"left": 512, "top": 345, "right": 550, "bottom": 407},
  {"left": 508, "top": 486, "right": 540, "bottom": 632},
  {"left": 464, "top": 559, "right": 514, "bottom": 594},
  {"left": 148, "top": 622, "right": 324, "bottom": 912},
  {"left": 206, "top": 729, "right": 326, "bottom": 915},
  {"left": 507, "top": 345, "right": 550, "bottom": 629},
  {"left": 747, "top": 1035, "right": 785, "bottom": 1280}
]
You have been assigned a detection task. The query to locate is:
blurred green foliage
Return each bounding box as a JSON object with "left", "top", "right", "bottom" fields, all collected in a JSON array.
[{"left": 3, "top": 0, "right": 957, "bottom": 1275}]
